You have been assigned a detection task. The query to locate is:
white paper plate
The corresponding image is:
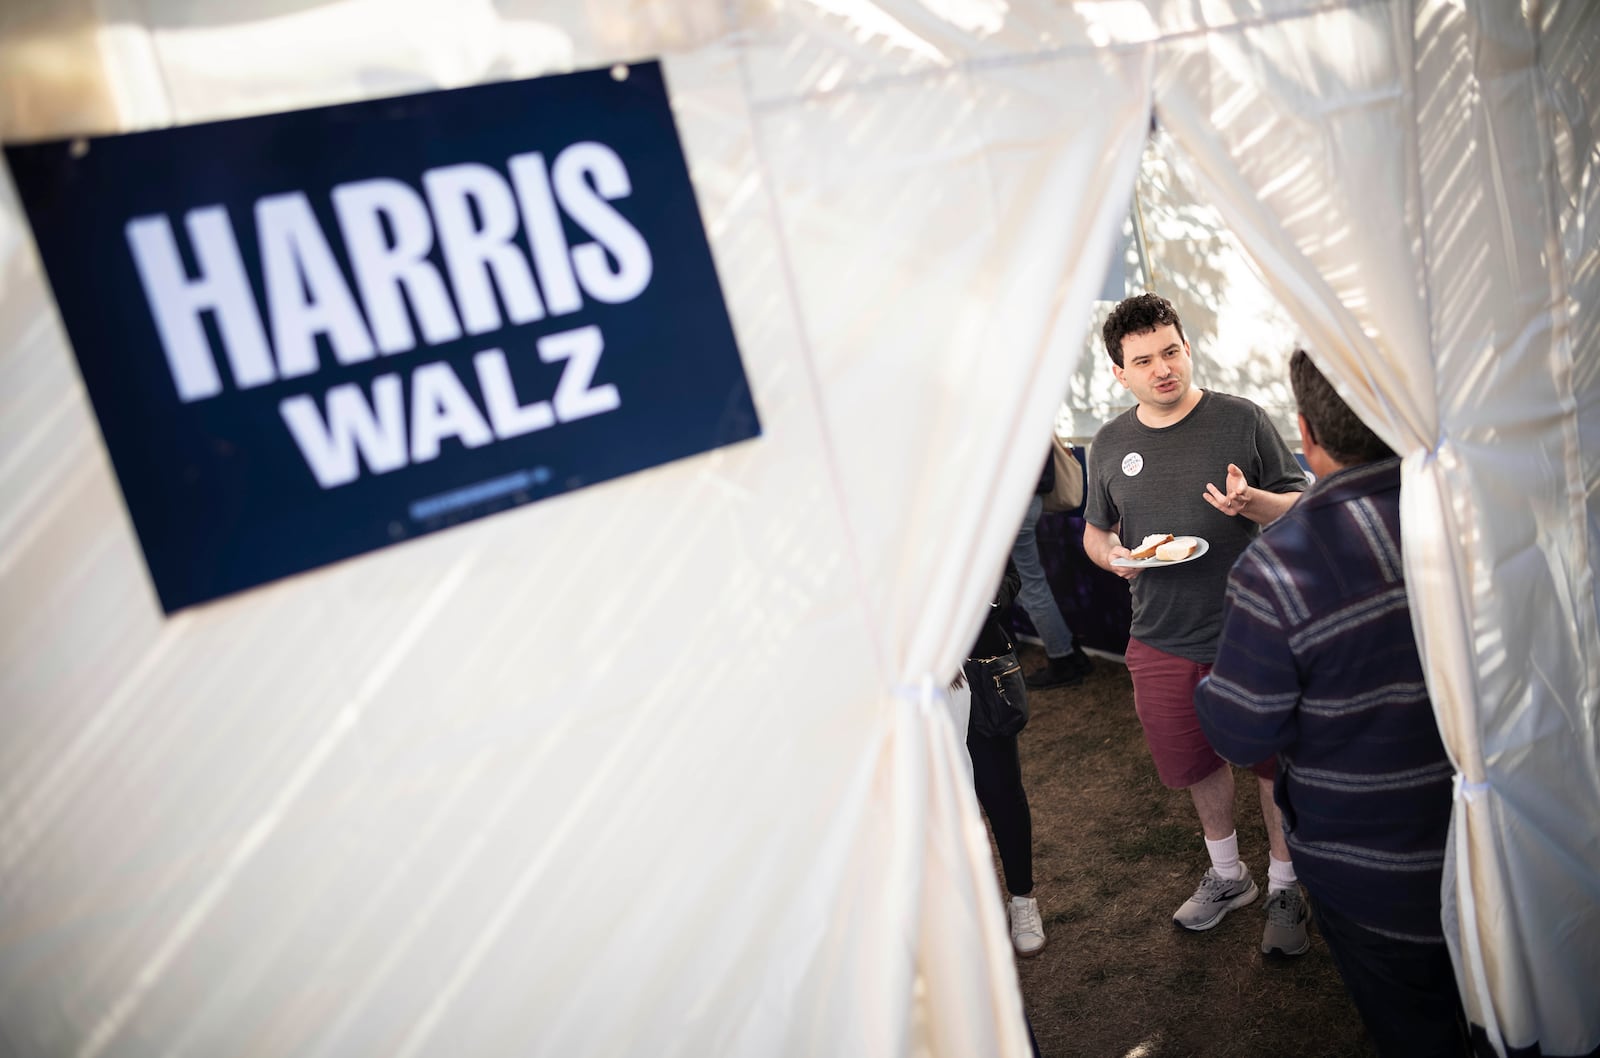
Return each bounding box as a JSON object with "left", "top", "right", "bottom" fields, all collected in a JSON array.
[{"left": 1111, "top": 536, "right": 1210, "bottom": 569}]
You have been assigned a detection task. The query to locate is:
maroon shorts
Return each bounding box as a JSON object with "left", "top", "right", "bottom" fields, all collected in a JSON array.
[{"left": 1124, "top": 637, "right": 1277, "bottom": 789}]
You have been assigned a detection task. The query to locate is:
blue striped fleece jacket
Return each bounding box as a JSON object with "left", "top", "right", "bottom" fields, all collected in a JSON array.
[{"left": 1194, "top": 456, "right": 1454, "bottom": 944}]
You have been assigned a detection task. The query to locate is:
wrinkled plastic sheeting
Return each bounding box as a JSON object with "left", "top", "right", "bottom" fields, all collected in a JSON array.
[{"left": 0, "top": 2, "right": 1149, "bottom": 1056}]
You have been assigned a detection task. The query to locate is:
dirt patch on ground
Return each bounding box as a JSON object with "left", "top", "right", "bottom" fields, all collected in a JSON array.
[{"left": 1005, "top": 643, "right": 1372, "bottom": 1058}]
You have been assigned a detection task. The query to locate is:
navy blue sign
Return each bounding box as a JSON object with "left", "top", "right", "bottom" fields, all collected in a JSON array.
[{"left": 6, "top": 63, "right": 760, "bottom": 613}]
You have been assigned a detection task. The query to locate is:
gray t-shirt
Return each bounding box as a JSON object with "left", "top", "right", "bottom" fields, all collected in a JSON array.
[{"left": 1086, "top": 390, "right": 1307, "bottom": 663}]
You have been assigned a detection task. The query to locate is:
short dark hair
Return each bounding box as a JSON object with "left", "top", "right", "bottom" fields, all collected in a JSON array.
[
  {"left": 1102, "top": 292, "right": 1186, "bottom": 368},
  {"left": 1289, "top": 349, "right": 1395, "bottom": 466}
]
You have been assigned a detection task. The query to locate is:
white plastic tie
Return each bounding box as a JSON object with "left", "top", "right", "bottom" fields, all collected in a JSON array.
[{"left": 892, "top": 674, "right": 949, "bottom": 717}]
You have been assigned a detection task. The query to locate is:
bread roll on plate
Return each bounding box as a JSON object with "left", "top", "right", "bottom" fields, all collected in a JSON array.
[
  {"left": 1129, "top": 533, "right": 1173, "bottom": 560},
  {"left": 1155, "top": 536, "right": 1199, "bottom": 562}
]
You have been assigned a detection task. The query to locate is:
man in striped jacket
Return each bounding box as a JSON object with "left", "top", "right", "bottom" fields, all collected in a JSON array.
[{"left": 1194, "top": 349, "right": 1467, "bottom": 1057}]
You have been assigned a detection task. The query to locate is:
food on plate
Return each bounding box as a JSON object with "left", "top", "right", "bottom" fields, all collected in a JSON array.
[
  {"left": 1155, "top": 536, "right": 1200, "bottom": 562},
  {"left": 1129, "top": 533, "right": 1174, "bottom": 560}
]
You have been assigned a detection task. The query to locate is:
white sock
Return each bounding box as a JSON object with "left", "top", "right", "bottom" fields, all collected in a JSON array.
[
  {"left": 1204, "top": 832, "right": 1244, "bottom": 880},
  {"left": 1267, "top": 855, "right": 1298, "bottom": 894}
]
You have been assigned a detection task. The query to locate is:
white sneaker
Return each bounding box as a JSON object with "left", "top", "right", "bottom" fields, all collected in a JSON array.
[{"left": 1008, "top": 895, "right": 1047, "bottom": 957}]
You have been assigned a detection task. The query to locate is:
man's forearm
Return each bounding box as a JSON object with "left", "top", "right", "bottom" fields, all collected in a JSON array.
[
  {"left": 1194, "top": 674, "right": 1293, "bottom": 767},
  {"left": 1196, "top": 570, "right": 1301, "bottom": 765},
  {"left": 1241, "top": 487, "right": 1301, "bottom": 526},
  {"left": 1083, "top": 523, "right": 1122, "bottom": 573}
]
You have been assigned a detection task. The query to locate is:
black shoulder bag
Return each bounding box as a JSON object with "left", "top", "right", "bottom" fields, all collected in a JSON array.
[{"left": 964, "top": 651, "right": 1029, "bottom": 738}]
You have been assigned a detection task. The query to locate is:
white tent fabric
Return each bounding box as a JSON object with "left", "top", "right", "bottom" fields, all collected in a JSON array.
[
  {"left": 0, "top": 3, "right": 1595, "bottom": 1058},
  {"left": 1147, "top": 4, "right": 1600, "bottom": 1052}
]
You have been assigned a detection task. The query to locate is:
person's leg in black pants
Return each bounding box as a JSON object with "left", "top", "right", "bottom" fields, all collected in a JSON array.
[
  {"left": 1310, "top": 895, "right": 1470, "bottom": 1057},
  {"left": 967, "top": 731, "right": 1034, "bottom": 897}
]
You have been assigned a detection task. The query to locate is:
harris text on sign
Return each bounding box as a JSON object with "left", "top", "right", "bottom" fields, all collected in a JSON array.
[{"left": 127, "top": 141, "right": 647, "bottom": 488}]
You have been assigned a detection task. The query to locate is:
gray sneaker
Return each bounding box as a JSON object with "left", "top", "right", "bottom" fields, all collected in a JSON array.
[
  {"left": 1173, "top": 867, "right": 1259, "bottom": 931},
  {"left": 1260, "top": 887, "right": 1311, "bottom": 955}
]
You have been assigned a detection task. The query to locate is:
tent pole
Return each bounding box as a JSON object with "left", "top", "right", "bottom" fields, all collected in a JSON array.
[{"left": 1131, "top": 187, "right": 1154, "bottom": 292}]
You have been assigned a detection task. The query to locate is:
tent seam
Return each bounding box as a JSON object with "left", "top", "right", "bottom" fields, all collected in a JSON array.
[
  {"left": 724, "top": 12, "right": 895, "bottom": 691},
  {"left": 721, "top": 39, "right": 925, "bottom": 1051}
]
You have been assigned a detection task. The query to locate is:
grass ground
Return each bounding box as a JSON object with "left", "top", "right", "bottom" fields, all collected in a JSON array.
[{"left": 1004, "top": 643, "right": 1373, "bottom": 1058}]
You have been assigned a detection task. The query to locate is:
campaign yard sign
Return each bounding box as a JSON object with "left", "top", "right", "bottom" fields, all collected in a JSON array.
[{"left": 5, "top": 63, "right": 760, "bottom": 613}]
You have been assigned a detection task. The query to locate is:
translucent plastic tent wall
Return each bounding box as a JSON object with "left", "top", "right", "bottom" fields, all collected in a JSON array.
[{"left": 1, "top": 2, "right": 1595, "bottom": 1056}]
